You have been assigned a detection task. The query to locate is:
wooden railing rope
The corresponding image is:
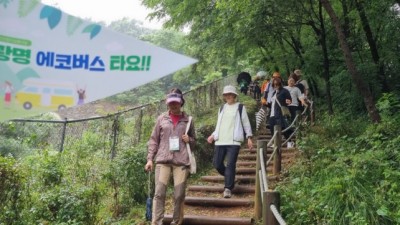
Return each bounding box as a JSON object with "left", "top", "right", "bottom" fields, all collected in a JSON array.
[
  {"left": 255, "top": 103, "right": 314, "bottom": 225},
  {"left": 270, "top": 204, "right": 287, "bottom": 225}
]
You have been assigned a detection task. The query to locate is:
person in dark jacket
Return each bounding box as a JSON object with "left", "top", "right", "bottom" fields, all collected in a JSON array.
[{"left": 268, "top": 77, "right": 293, "bottom": 140}]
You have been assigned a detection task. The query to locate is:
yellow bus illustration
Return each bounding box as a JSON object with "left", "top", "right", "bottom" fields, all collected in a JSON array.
[{"left": 16, "top": 78, "right": 76, "bottom": 110}]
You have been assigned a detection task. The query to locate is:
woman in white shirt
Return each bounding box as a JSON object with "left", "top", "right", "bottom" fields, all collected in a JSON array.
[
  {"left": 207, "top": 85, "right": 253, "bottom": 198},
  {"left": 284, "top": 75, "right": 307, "bottom": 122}
]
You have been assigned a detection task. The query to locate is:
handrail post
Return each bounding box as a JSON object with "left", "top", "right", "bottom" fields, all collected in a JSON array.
[
  {"left": 273, "top": 125, "right": 282, "bottom": 175},
  {"left": 59, "top": 117, "right": 67, "bottom": 152},
  {"left": 111, "top": 116, "right": 119, "bottom": 160},
  {"left": 265, "top": 190, "right": 280, "bottom": 225},
  {"left": 255, "top": 139, "right": 267, "bottom": 221}
]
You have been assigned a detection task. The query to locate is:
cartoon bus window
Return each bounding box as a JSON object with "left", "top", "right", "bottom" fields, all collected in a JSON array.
[
  {"left": 54, "top": 88, "right": 73, "bottom": 96},
  {"left": 16, "top": 78, "right": 76, "bottom": 111},
  {"left": 24, "top": 87, "right": 39, "bottom": 93},
  {"left": 42, "top": 87, "right": 51, "bottom": 106}
]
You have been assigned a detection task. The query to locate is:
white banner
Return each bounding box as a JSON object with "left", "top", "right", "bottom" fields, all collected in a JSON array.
[{"left": 0, "top": 1, "right": 197, "bottom": 122}]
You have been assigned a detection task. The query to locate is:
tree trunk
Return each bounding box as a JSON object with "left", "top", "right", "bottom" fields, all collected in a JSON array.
[
  {"left": 354, "top": 0, "right": 389, "bottom": 92},
  {"left": 306, "top": 1, "right": 334, "bottom": 114},
  {"left": 320, "top": 0, "right": 381, "bottom": 123},
  {"left": 318, "top": 1, "right": 334, "bottom": 114},
  {"left": 340, "top": 0, "right": 351, "bottom": 39}
]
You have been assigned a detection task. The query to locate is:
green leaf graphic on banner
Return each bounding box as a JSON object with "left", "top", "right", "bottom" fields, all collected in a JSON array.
[
  {"left": 82, "top": 24, "right": 101, "bottom": 39},
  {"left": 18, "top": 0, "right": 39, "bottom": 17},
  {"left": 1, "top": 0, "right": 12, "bottom": 8},
  {"left": 40, "top": 5, "right": 62, "bottom": 29},
  {"left": 66, "top": 16, "right": 83, "bottom": 36}
]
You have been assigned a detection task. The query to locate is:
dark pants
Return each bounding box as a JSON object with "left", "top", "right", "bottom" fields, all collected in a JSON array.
[
  {"left": 253, "top": 86, "right": 261, "bottom": 100},
  {"left": 288, "top": 105, "right": 298, "bottom": 123},
  {"left": 269, "top": 116, "right": 293, "bottom": 140},
  {"left": 213, "top": 145, "right": 240, "bottom": 190},
  {"left": 264, "top": 105, "right": 271, "bottom": 127}
]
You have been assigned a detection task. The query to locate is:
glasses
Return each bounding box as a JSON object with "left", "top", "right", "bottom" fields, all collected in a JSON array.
[{"left": 167, "top": 93, "right": 182, "bottom": 98}]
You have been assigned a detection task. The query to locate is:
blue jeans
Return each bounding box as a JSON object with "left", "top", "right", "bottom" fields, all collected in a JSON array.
[{"left": 213, "top": 145, "right": 240, "bottom": 190}]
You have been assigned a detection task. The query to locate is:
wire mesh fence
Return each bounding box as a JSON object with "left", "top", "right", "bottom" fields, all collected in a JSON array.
[{"left": 3, "top": 75, "right": 236, "bottom": 159}]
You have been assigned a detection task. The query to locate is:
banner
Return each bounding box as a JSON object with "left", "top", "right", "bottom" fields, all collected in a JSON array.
[{"left": 0, "top": 0, "right": 197, "bottom": 122}]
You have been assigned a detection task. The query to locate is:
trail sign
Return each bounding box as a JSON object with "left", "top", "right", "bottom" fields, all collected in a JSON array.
[{"left": 0, "top": 1, "right": 197, "bottom": 122}]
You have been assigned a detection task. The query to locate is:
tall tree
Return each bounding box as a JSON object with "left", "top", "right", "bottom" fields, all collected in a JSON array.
[
  {"left": 354, "top": 0, "right": 389, "bottom": 92},
  {"left": 320, "top": 0, "right": 381, "bottom": 122}
]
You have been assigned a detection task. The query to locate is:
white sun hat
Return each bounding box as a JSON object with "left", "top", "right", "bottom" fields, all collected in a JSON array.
[{"left": 222, "top": 85, "right": 238, "bottom": 96}]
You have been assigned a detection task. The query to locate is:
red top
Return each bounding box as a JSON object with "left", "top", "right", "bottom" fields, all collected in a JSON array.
[{"left": 169, "top": 112, "right": 181, "bottom": 127}]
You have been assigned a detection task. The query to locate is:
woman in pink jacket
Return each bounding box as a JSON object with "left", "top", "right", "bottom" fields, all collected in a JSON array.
[{"left": 145, "top": 88, "right": 196, "bottom": 225}]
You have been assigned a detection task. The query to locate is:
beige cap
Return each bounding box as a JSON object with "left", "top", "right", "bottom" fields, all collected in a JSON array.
[
  {"left": 294, "top": 69, "right": 302, "bottom": 76},
  {"left": 222, "top": 85, "right": 238, "bottom": 96}
]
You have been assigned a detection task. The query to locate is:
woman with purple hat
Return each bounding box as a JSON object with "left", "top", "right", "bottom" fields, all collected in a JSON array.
[{"left": 145, "top": 88, "right": 196, "bottom": 225}]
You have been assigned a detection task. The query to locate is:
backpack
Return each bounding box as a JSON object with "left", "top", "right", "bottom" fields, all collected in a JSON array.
[
  {"left": 295, "top": 82, "right": 305, "bottom": 107},
  {"left": 296, "top": 81, "right": 305, "bottom": 94},
  {"left": 219, "top": 104, "right": 246, "bottom": 140}
]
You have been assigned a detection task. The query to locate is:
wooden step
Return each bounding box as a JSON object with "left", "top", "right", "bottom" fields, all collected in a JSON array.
[
  {"left": 201, "top": 175, "right": 278, "bottom": 183},
  {"left": 184, "top": 197, "right": 254, "bottom": 207},
  {"left": 163, "top": 215, "right": 253, "bottom": 225},
  {"left": 236, "top": 161, "right": 256, "bottom": 166},
  {"left": 188, "top": 185, "right": 255, "bottom": 193},
  {"left": 201, "top": 175, "right": 255, "bottom": 183},
  {"left": 237, "top": 155, "right": 256, "bottom": 160},
  {"left": 257, "top": 135, "right": 272, "bottom": 139},
  {"left": 236, "top": 168, "right": 256, "bottom": 174}
]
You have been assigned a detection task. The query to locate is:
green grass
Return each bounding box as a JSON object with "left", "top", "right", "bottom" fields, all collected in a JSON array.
[{"left": 0, "top": 99, "right": 50, "bottom": 121}]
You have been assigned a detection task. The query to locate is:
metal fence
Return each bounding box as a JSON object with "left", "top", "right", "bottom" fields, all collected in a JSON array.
[{"left": 5, "top": 75, "right": 236, "bottom": 158}]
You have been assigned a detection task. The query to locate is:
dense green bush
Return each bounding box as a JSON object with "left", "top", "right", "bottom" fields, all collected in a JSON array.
[
  {"left": 29, "top": 185, "right": 101, "bottom": 225},
  {"left": 278, "top": 93, "right": 400, "bottom": 224},
  {"left": 0, "top": 156, "right": 25, "bottom": 224},
  {"left": 105, "top": 144, "right": 148, "bottom": 212}
]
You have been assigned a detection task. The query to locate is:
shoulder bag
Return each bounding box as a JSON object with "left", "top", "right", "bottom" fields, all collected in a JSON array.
[
  {"left": 185, "top": 116, "right": 196, "bottom": 174},
  {"left": 275, "top": 96, "right": 291, "bottom": 118}
]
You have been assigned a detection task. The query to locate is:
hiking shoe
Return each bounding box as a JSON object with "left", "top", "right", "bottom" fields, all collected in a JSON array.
[{"left": 223, "top": 188, "right": 232, "bottom": 198}]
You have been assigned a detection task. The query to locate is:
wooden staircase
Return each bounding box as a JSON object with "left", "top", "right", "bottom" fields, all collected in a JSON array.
[{"left": 162, "top": 132, "right": 297, "bottom": 225}]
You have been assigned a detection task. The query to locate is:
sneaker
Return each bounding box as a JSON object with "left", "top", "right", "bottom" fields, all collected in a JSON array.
[
  {"left": 287, "top": 141, "right": 293, "bottom": 148},
  {"left": 223, "top": 188, "right": 232, "bottom": 198}
]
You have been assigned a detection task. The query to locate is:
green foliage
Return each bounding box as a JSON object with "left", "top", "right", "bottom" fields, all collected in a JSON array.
[
  {"left": 202, "top": 71, "right": 223, "bottom": 84},
  {"left": 32, "top": 185, "right": 101, "bottom": 224},
  {"left": 0, "top": 156, "right": 24, "bottom": 224},
  {"left": 108, "top": 18, "right": 153, "bottom": 38},
  {"left": 105, "top": 144, "right": 148, "bottom": 211},
  {"left": 278, "top": 94, "right": 400, "bottom": 224},
  {"left": 376, "top": 92, "right": 400, "bottom": 121},
  {"left": 0, "top": 135, "right": 30, "bottom": 158},
  {"left": 0, "top": 120, "right": 57, "bottom": 158}
]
